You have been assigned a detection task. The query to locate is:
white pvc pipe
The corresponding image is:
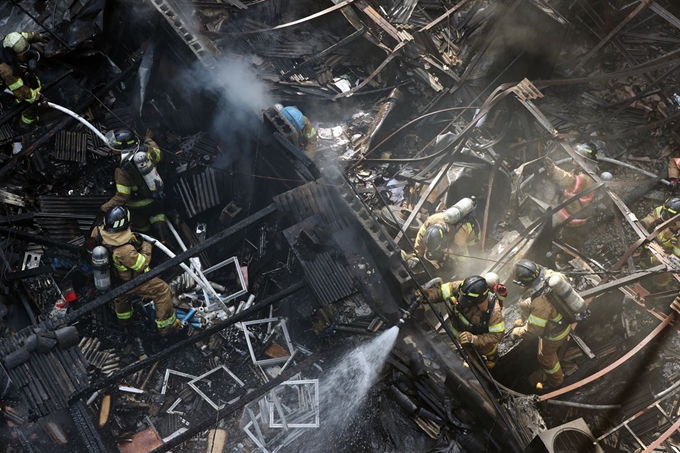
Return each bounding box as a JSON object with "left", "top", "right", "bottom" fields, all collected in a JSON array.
[
  {"left": 45, "top": 102, "right": 113, "bottom": 147},
  {"left": 166, "top": 220, "right": 210, "bottom": 305},
  {"left": 139, "top": 234, "right": 221, "bottom": 300}
]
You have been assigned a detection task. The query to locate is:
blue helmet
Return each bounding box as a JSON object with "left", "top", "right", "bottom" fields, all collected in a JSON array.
[{"left": 280, "top": 106, "right": 305, "bottom": 131}]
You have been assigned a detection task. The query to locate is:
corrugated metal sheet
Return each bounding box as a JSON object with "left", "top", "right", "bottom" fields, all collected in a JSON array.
[
  {"left": 36, "top": 196, "right": 108, "bottom": 241},
  {"left": 282, "top": 215, "right": 355, "bottom": 306},
  {"left": 0, "top": 318, "right": 89, "bottom": 418},
  {"left": 273, "top": 181, "right": 351, "bottom": 232}
]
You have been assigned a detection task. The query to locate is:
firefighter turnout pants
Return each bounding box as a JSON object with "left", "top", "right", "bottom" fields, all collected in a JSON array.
[
  {"left": 538, "top": 336, "right": 565, "bottom": 387},
  {"left": 114, "top": 277, "right": 176, "bottom": 331},
  {"left": 128, "top": 200, "right": 166, "bottom": 232}
]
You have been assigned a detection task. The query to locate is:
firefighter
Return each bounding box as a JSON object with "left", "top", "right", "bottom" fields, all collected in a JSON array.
[
  {"left": 0, "top": 31, "right": 50, "bottom": 128},
  {"left": 544, "top": 142, "right": 598, "bottom": 248},
  {"left": 100, "top": 129, "right": 170, "bottom": 242},
  {"left": 407, "top": 200, "right": 480, "bottom": 273},
  {"left": 510, "top": 259, "right": 571, "bottom": 390},
  {"left": 638, "top": 197, "right": 680, "bottom": 288},
  {"left": 92, "top": 206, "right": 179, "bottom": 335},
  {"left": 419, "top": 275, "right": 505, "bottom": 368},
  {"left": 276, "top": 104, "right": 317, "bottom": 159}
]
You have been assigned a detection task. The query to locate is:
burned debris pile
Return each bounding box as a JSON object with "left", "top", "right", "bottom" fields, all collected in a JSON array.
[{"left": 1, "top": 0, "right": 680, "bottom": 452}]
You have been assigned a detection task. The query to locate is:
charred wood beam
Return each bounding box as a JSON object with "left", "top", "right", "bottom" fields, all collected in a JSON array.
[
  {"left": 573, "top": 0, "right": 653, "bottom": 71},
  {"left": 417, "top": 0, "right": 477, "bottom": 32},
  {"left": 63, "top": 204, "right": 277, "bottom": 324},
  {"left": 69, "top": 280, "right": 306, "bottom": 403},
  {"left": 578, "top": 265, "right": 666, "bottom": 299},
  {"left": 150, "top": 351, "right": 322, "bottom": 453},
  {"left": 0, "top": 226, "right": 83, "bottom": 253},
  {"left": 355, "top": 1, "right": 404, "bottom": 43},
  {"left": 649, "top": 1, "right": 680, "bottom": 30},
  {"left": 279, "top": 27, "right": 365, "bottom": 81},
  {"left": 0, "top": 62, "right": 139, "bottom": 178},
  {"left": 0, "top": 213, "right": 34, "bottom": 226}
]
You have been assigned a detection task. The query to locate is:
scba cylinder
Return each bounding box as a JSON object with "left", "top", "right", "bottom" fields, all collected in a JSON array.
[
  {"left": 92, "top": 246, "right": 111, "bottom": 292},
  {"left": 133, "top": 151, "right": 164, "bottom": 198},
  {"left": 548, "top": 274, "right": 586, "bottom": 316},
  {"left": 444, "top": 197, "right": 476, "bottom": 225}
]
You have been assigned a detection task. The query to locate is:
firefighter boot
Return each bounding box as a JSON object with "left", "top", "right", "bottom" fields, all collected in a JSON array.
[{"left": 158, "top": 318, "right": 181, "bottom": 337}]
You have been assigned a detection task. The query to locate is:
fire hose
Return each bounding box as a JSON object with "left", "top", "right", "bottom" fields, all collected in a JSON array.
[{"left": 44, "top": 101, "right": 112, "bottom": 147}]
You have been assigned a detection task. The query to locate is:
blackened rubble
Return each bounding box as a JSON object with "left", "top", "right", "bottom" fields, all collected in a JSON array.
[{"left": 1, "top": 0, "right": 680, "bottom": 452}]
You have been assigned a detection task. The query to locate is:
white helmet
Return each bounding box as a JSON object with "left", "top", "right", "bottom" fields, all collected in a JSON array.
[
  {"left": 274, "top": 103, "right": 284, "bottom": 112},
  {"left": 484, "top": 272, "right": 500, "bottom": 288},
  {"left": 3, "top": 32, "right": 29, "bottom": 54}
]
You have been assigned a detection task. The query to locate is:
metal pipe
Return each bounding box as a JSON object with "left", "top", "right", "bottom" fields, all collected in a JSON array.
[
  {"left": 544, "top": 399, "right": 621, "bottom": 410},
  {"left": 599, "top": 156, "right": 666, "bottom": 182},
  {"left": 139, "top": 234, "right": 221, "bottom": 300}
]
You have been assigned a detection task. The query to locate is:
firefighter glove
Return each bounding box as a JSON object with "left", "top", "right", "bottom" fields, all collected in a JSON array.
[
  {"left": 129, "top": 233, "right": 144, "bottom": 249},
  {"left": 36, "top": 33, "right": 51, "bottom": 43},
  {"left": 417, "top": 287, "right": 439, "bottom": 303},
  {"left": 459, "top": 331, "right": 474, "bottom": 345},
  {"left": 544, "top": 157, "right": 555, "bottom": 175},
  {"left": 513, "top": 318, "right": 525, "bottom": 328},
  {"left": 509, "top": 328, "right": 519, "bottom": 341},
  {"left": 494, "top": 284, "right": 508, "bottom": 300},
  {"left": 407, "top": 257, "right": 420, "bottom": 270}
]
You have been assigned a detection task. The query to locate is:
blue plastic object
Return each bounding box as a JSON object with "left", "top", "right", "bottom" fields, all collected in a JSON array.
[{"left": 280, "top": 106, "right": 305, "bottom": 132}]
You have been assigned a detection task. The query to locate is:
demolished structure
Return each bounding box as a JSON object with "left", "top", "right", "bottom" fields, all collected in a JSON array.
[{"left": 1, "top": 0, "right": 680, "bottom": 451}]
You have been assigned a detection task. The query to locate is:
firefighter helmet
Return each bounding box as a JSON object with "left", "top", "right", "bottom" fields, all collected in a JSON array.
[
  {"left": 662, "top": 198, "right": 680, "bottom": 221},
  {"left": 457, "top": 276, "right": 489, "bottom": 308},
  {"left": 484, "top": 272, "right": 500, "bottom": 288},
  {"left": 280, "top": 106, "right": 305, "bottom": 131},
  {"left": 423, "top": 224, "right": 448, "bottom": 252},
  {"left": 513, "top": 259, "right": 541, "bottom": 287},
  {"left": 104, "top": 206, "right": 131, "bottom": 233},
  {"left": 110, "top": 129, "right": 139, "bottom": 151},
  {"left": 573, "top": 142, "right": 598, "bottom": 162},
  {"left": 3, "top": 32, "right": 29, "bottom": 54}
]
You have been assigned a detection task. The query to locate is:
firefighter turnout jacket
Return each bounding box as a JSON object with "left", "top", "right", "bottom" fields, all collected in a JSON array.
[
  {"left": 414, "top": 212, "right": 479, "bottom": 264},
  {"left": 669, "top": 158, "right": 680, "bottom": 180},
  {"left": 101, "top": 138, "right": 163, "bottom": 214},
  {"left": 426, "top": 280, "right": 505, "bottom": 357},
  {"left": 641, "top": 206, "right": 680, "bottom": 257},
  {"left": 0, "top": 32, "right": 42, "bottom": 104},
  {"left": 547, "top": 164, "right": 596, "bottom": 227},
  {"left": 512, "top": 269, "right": 571, "bottom": 387},
  {"left": 512, "top": 270, "right": 571, "bottom": 343}
]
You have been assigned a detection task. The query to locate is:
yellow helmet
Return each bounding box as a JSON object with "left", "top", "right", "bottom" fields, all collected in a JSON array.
[{"left": 3, "top": 32, "right": 29, "bottom": 54}]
